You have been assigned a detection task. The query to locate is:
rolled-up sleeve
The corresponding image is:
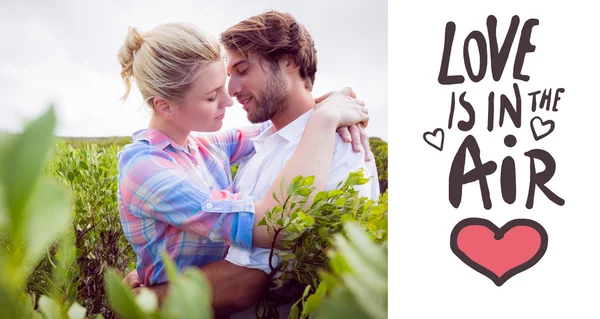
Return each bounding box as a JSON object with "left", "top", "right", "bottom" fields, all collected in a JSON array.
[{"left": 119, "top": 145, "right": 256, "bottom": 250}]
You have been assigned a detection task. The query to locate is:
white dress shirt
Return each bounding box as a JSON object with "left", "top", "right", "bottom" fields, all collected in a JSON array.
[{"left": 225, "top": 109, "right": 380, "bottom": 273}]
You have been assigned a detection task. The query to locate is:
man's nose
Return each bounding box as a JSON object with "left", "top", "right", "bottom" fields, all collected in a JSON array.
[{"left": 228, "top": 77, "right": 241, "bottom": 97}]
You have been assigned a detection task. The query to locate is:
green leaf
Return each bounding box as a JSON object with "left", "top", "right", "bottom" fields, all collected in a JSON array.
[
  {"left": 0, "top": 185, "right": 7, "bottom": 229},
  {"left": 288, "top": 302, "right": 300, "bottom": 319},
  {"left": 67, "top": 302, "right": 87, "bottom": 319},
  {"left": 257, "top": 217, "right": 268, "bottom": 227},
  {"left": 297, "top": 188, "right": 312, "bottom": 196},
  {"left": 313, "top": 191, "right": 328, "bottom": 204},
  {"left": 279, "top": 251, "right": 296, "bottom": 261},
  {"left": 105, "top": 269, "right": 145, "bottom": 319},
  {"left": 334, "top": 197, "right": 347, "bottom": 207},
  {"left": 78, "top": 161, "right": 89, "bottom": 171},
  {"left": 304, "top": 215, "right": 315, "bottom": 227},
  {"left": 302, "top": 176, "right": 315, "bottom": 186},
  {"left": 38, "top": 295, "right": 63, "bottom": 319},
  {"left": 0, "top": 282, "right": 29, "bottom": 318},
  {"left": 302, "top": 292, "right": 323, "bottom": 315},
  {"left": 282, "top": 216, "right": 290, "bottom": 228},
  {"left": 344, "top": 222, "right": 387, "bottom": 274},
  {"left": 287, "top": 176, "right": 302, "bottom": 196},
  {"left": 23, "top": 177, "right": 72, "bottom": 269},
  {"left": 357, "top": 178, "right": 370, "bottom": 185},
  {"left": 328, "top": 190, "right": 344, "bottom": 198},
  {"left": 318, "top": 288, "right": 371, "bottom": 319},
  {"left": 161, "top": 251, "right": 178, "bottom": 282},
  {"left": 340, "top": 214, "right": 355, "bottom": 224},
  {"left": 135, "top": 288, "right": 158, "bottom": 314},
  {"left": 5, "top": 106, "right": 57, "bottom": 223},
  {"left": 162, "top": 269, "right": 213, "bottom": 319}
]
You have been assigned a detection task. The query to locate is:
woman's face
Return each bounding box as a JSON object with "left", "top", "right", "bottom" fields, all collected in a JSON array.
[{"left": 173, "top": 60, "right": 234, "bottom": 132}]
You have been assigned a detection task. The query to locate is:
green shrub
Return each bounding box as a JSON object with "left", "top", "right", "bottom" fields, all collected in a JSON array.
[
  {"left": 30, "top": 141, "right": 136, "bottom": 318},
  {"left": 369, "top": 138, "right": 388, "bottom": 193},
  {"left": 1, "top": 107, "right": 215, "bottom": 319},
  {"left": 256, "top": 171, "right": 388, "bottom": 318}
]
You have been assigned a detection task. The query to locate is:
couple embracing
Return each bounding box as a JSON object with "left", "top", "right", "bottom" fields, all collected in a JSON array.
[{"left": 117, "top": 10, "right": 380, "bottom": 318}]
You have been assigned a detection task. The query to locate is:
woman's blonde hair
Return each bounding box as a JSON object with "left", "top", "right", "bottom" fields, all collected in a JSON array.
[{"left": 117, "top": 23, "right": 221, "bottom": 107}]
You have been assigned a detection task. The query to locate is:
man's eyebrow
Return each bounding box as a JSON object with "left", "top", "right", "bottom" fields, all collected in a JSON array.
[
  {"left": 203, "top": 85, "right": 223, "bottom": 95},
  {"left": 227, "top": 59, "right": 247, "bottom": 76},
  {"left": 230, "top": 59, "right": 247, "bottom": 70}
]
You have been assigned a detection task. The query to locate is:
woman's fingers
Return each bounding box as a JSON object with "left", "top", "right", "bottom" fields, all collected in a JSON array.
[
  {"left": 349, "top": 125, "right": 362, "bottom": 153},
  {"left": 358, "top": 123, "right": 372, "bottom": 161},
  {"left": 314, "top": 90, "right": 334, "bottom": 104},
  {"left": 340, "top": 87, "right": 356, "bottom": 98},
  {"left": 337, "top": 126, "right": 352, "bottom": 143}
]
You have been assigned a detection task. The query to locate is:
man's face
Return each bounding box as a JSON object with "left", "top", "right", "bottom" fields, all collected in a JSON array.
[{"left": 226, "top": 50, "right": 289, "bottom": 123}]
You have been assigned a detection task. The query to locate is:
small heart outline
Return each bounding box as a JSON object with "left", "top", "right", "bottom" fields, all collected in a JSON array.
[
  {"left": 423, "top": 128, "right": 444, "bottom": 151},
  {"left": 530, "top": 116, "right": 555, "bottom": 141}
]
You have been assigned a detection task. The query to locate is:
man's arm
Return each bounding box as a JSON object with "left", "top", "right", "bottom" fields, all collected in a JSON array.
[
  {"left": 129, "top": 260, "right": 268, "bottom": 315},
  {"left": 202, "top": 260, "right": 269, "bottom": 314}
]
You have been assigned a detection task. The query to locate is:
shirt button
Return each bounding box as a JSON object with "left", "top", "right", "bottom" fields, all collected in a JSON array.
[{"left": 205, "top": 202, "right": 214, "bottom": 209}]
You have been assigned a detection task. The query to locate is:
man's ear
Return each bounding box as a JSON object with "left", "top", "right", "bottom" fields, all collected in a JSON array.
[
  {"left": 153, "top": 96, "right": 175, "bottom": 119},
  {"left": 281, "top": 55, "right": 299, "bottom": 74}
]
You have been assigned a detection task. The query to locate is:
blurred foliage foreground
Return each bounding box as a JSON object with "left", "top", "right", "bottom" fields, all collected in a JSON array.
[{"left": 0, "top": 107, "right": 388, "bottom": 319}]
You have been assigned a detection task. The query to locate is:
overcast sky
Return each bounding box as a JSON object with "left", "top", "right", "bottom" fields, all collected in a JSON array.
[{"left": 0, "top": 0, "right": 388, "bottom": 141}]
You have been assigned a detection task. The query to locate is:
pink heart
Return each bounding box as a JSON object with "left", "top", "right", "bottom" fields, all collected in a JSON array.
[{"left": 450, "top": 218, "right": 548, "bottom": 286}]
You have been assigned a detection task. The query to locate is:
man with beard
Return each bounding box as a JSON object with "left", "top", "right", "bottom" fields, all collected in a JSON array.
[{"left": 220, "top": 11, "right": 380, "bottom": 318}]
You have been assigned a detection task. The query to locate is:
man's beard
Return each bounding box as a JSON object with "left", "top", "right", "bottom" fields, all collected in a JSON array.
[{"left": 247, "top": 63, "right": 289, "bottom": 123}]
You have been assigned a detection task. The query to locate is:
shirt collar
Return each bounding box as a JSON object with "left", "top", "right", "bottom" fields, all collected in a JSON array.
[
  {"left": 250, "top": 109, "right": 314, "bottom": 153},
  {"left": 132, "top": 128, "right": 198, "bottom": 155},
  {"left": 276, "top": 109, "right": 314, "bottom": 142}
]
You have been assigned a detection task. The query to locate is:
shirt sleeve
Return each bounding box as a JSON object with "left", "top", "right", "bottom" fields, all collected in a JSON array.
[
  {"left": 205, "top": 121, "right": 271, "bottom": 165},
  {"left": 326, "top": 135, "right": 381, "bottom": 199},
  {"left": 118, "top": 145, "right": 256, "bottom": 250}
]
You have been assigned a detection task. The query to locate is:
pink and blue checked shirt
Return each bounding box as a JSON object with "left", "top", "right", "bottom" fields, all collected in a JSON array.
[{"left": 117, "top": 124, "right": 268, "bottom": 285}]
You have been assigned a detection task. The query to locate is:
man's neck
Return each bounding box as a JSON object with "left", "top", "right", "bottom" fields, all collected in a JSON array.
[{"left": 270, "top": 88, "right": 315, "bottom": 131}]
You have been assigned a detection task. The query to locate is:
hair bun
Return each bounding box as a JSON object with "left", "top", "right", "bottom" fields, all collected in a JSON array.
[
  {"left": 125, "top": 27, "right": 145, "bottom": 53},
  {"left": 117, "top": 26, "right": 145, "bottom": 101}
]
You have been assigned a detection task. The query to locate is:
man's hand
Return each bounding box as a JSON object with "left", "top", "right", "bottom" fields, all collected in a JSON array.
[{"left": 123, "top": 269, "right": 142, "bottom": 289}]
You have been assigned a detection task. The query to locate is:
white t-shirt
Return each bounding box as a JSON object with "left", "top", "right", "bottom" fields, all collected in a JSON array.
[{"left": 225, "top": 109, "right": 380, "bottom": 273}]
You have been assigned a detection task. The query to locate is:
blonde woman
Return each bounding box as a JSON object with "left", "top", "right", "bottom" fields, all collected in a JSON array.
[{"left": 116, "top": 23, "right": 369, "bottom": 295}]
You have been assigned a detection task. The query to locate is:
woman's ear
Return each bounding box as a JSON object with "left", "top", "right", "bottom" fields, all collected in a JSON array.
[{"left": 153, "top": 96, "right": 175, "bottom": 119}]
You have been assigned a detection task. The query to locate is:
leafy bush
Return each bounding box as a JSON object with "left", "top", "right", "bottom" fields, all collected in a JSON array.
[
  {"left": 36, "top": 141, "right": 136, "bottom": 317},
  {"left": 305, "top": 222, "right": 387, "bottom": 319},
  {"left": 0, "top": 107, "right": 214, "bottom": 319},
  {"left": 0, "top": 107, "right": 86, "bottom": 318},
  {"left": 256, "top": 171, "right": 388, "bottom": 318},
  {"left": 369, "top": 137, "right": 388, "bottom": 193}
]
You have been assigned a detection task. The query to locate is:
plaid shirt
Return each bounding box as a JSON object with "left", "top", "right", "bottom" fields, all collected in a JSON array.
[{"left": 117, "top": 124, "right": 267, "bottom": 285}]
